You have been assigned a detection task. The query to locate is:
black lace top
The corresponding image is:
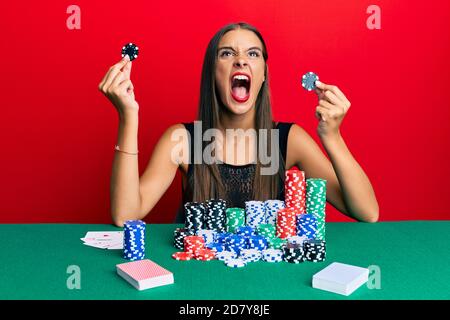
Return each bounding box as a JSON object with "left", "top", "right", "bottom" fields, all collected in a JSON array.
[{"left": 175, "top": 122, "right": 294, "bottom": 223}]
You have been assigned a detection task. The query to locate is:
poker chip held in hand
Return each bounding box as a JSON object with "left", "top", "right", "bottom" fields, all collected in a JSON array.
[
  {"left": 121, "top": 42, "right": 139, "bottom": 61},
  {"left": 301, "top": 71, "right": 319, "bottom": 91}
]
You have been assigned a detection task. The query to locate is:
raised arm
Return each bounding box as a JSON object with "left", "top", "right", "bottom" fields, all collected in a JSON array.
[
  {"left": 98, "top": 55, "right": 186, "bottom": 227},
  {"left": 287, "top": 80, "right": 379, "bottom": 222}
]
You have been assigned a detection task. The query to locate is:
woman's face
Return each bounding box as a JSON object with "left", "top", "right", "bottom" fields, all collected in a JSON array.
[{"left": 215, "top": 29, "right": 266, "bottom": 115}]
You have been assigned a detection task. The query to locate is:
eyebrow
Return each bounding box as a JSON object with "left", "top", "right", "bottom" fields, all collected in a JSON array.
[{"left": 218, "top": 46, "right": 262, "bottom": 52}]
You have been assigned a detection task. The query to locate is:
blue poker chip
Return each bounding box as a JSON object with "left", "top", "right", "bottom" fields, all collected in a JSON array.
[
  {"left": 123, "top": 220, "right": 145, "bottom": 260},
  {"left": 121, "top": 43, "right": 139, "bottom": 61},
  {"left": 206, "top": 242, "right": 225, "bottom": 252},
  {"left": 301, "top": 72, "right": 319, "bottom": 91}
]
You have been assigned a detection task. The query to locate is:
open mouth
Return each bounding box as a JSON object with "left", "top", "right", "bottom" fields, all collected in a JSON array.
[{"left": 230, "top": 73, "right": 251, "bottom": 103}]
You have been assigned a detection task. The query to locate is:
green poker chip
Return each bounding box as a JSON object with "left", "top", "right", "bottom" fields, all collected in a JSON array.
[
  {"left": 226, "top": 208, "right": 245, "bottom": 233},
  {"left": 306, "top": 178, "right": 327, "bottom": 240}
]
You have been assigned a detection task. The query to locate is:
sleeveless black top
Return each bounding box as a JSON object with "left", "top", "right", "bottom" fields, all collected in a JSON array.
[{"left": 174, "top": 122, "right": 294, "bottom": 223}]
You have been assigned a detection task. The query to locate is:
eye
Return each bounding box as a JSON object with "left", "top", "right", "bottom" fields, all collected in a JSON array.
[
  {"left": 249, "top": 50, "right": 260, "bottom": 57},
  {"left": 219, "top": 50, "right": 233, "bottom": 57}
]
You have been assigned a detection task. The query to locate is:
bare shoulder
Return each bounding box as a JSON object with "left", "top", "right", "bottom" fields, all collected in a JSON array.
[
  {"left": 161, "top": 123, "right": 187, "bottom": 139},
  {"left": 288, "top": 123, "right": 310, "bottom": 141},
  {"left": 156, "top": 123, "right": 189, "bottom": 172}
]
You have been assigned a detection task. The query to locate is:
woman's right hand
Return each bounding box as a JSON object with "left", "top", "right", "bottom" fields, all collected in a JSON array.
[{"left": 98, "top": 55, "right": 139, "bottom": 117}]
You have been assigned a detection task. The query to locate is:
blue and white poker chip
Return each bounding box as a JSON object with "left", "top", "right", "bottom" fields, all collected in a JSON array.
[
  {"left": 123, "top": 220, "right": 146, "bottom": 261},
  {"left": 301, "top": 72, "right": 319, "bottom": 91},
  {"left": 239, "top": 249, "right": 262, "bottom": 263},
  {"left": 262, "top": 249, "right": 283, "bottom": 263},
  {"left": 216, "top": 250, "right": 237, "bottom": 261},
  {"left": 225, "top": 258, "right": 247, "bottom": 268}
]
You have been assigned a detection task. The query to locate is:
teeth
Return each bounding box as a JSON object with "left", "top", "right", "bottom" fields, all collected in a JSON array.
[{"left": 233, "top": 74, "right": 249, "bottom": 81}]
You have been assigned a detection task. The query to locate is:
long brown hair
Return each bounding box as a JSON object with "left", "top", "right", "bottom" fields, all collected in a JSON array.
[{"left": 193, "top": 22, "right": 285, "bottom": 203}]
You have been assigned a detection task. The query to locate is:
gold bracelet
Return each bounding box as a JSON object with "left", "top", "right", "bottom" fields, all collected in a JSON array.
[{"left": 115, "top": 145, "right": 138, "bottom": 155}]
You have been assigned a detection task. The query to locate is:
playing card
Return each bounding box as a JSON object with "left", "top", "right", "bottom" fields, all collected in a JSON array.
[
  {"left": 116, "top": 259, "right": 174, "bottom": 290},
  {"left": 81, "top": 231, "right": 124, "bottom": 249},
  {"left": 83, "top": 231, "right": 123, "bottom": 240}
]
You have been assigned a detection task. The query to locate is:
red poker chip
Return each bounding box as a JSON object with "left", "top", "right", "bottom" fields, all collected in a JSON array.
[
  {"left": 195, "top": 255, "right": 215, "bottom": 261},
  {"left": 195, "top": 249, "right": 215, "bottom": 257},
  {"left": 194, "top": 249, "right": 216, "bottom": 261},
  {"left": 172, "top": 252, "right": 194, "bottom": 261}
]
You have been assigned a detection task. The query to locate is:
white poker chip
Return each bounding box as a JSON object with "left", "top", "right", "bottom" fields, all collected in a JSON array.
[
  {"left": 240, "top": 249, "right": 262, "bottom": 263},
  {"left": 262, "top": 249, "right": 283, "bottom": 262},
  {"left": 225, "top": 258, "right": 247, "bottom": 268},
  {"left": 216, "top": 250, "right": 237, "bottom": 261}
]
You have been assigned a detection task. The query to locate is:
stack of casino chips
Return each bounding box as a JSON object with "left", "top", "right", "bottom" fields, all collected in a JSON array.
[
  {"left": 173, "top": 227, "right": 194, "bottom": 250},
  {"left": 235, "top": 226, "right": 253, "bottom": 247},
  {"left": 305, "top": 178, "right": 327, "bottom": 240},
  {"left": 196, "top": 229, "right": 217, "bottom": 246},
  {"left": 267, "top": 237, "right": 287, "bottom": 249},
  {"left": 172, "top": 235, "right": 216, "bottom": 261},
  {"left": 287, "top": 235, "right": 308, "bottom": 246},
  {"left": 304, "top": 239, "right": 326, "bottom": 262},
  {"left": 247, "top": 234, "right": 268, "bottom": 250},
  {"left": 235, "top": 225, "right": 256, "bottom": 237},
  {"left": 276, "top": 207, "right": 297, "bottom": 239},
  {"left": 245, "top": 201, "right": 266, "bottom": 228},
  {"left": 224, "top": 234, "right": 247, "bottom": 255},
  {"left": 263, "top": 200, "right": 285, "bottom": 225},
  {"left": 256, "top": 224, "right": 276, "bottom": 239},
  {"left": 223, "top": 257, "right": 247, "bottom": 268},
  {"left": 256, "top": 224, "right": 286, "bottom": 249},
  {"left": 204, "top": 199, "right": 227, "bottom": 232},
  {"left": 296, "top": 214, "right": 318, "bottom": 239},
  {"left": 215, "top": 251, "right": 247, "bottom": 268},
  {"left": 284, "top": 168, "right": 306, "bottom": 213},
  {"left": 184, "top": 202, "right": 206, "bottom": 232},
  {"left": 183, "top": 235, "right": 205, "bottom": 254},
  {"left": 206, "top": 231, "right": 230, "bottom": 253},
  {"left": 123, "top": 220, "right": 146, "bottom": 261},
  {"left": 239, "top": 249, "right": 262, "bottom": 263},
  {"left": 282, "top": 242, "right": 305, "bottom": 263},
  {"left": 216, "top": 250, "right": 237, "bottom": 262},
  {"left": 206, "top": 242, "right": 226, "bottom": 252},
  {"left": 261, "top": 248, "right": 283, "bottom": 262},
  {"left": 215, "top": 232, "right": 232, "bottom": 244},
  {"left": 226, "top": 207, "right": 245, "bottom": 233}
]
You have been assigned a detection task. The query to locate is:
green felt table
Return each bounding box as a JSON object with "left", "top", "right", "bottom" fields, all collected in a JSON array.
[{"left": 0, "top": 221, "right": 449, "bottom": 300}]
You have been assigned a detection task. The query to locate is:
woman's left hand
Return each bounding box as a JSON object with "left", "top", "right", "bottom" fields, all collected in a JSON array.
[{"left": 314, "top": 81, "right": 351, "bottom": 139}]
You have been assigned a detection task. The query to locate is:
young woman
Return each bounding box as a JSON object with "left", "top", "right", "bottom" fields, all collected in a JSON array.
[{"left": 99, "top": 22, "right": 379, "bottom": 227}]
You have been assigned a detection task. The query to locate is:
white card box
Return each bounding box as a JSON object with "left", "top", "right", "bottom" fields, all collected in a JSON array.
[{"left": 312, "top": 262, "right": 369, "bottom": 296}]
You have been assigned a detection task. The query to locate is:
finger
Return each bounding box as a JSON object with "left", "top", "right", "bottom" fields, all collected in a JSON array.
[
  {"left": 328, "top": 84, "right": 350, "bottom": 106},
  {"left": 314, "top": 88, "right": 326, "bottom": 100},
  {"left": 118, "top": 79, "right": 134, "bottom": 93},
  {"left": 316, "top": 80, "right": 350, "bottom": 106},
  {"left": 323, "top": 90, "right": 342, "bottom": 106},
  {"left": 109, "top": 71, "right": 125, "bottom": 92},
  {"left": 100, "top": 56, "right": 130, "bottom": 90},
  {"left": 315, "top": 106, "right": 329, "bottom": 122},
  {"left": 319, "top": 99, "right": 333, "bottom": 109},
  {"left": 123, "top": 60, "right": 132, "bottom": 80}
]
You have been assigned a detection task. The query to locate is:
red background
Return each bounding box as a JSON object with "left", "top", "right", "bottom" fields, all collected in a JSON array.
[{"left": 1, "top": 1, "right": 449, "bottom": 223}]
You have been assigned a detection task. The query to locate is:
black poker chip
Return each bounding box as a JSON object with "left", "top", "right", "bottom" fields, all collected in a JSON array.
[
  {"left": 301, "top": 71, "right": 319, "bottom": 91},
  {"left": 121, "top": 42, "right": 139, "bottom": 61}
]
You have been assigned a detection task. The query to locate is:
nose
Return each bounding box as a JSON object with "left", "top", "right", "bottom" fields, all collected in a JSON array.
[{"left": 234, "top": 57, "right": 248, "bottom": 68}]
